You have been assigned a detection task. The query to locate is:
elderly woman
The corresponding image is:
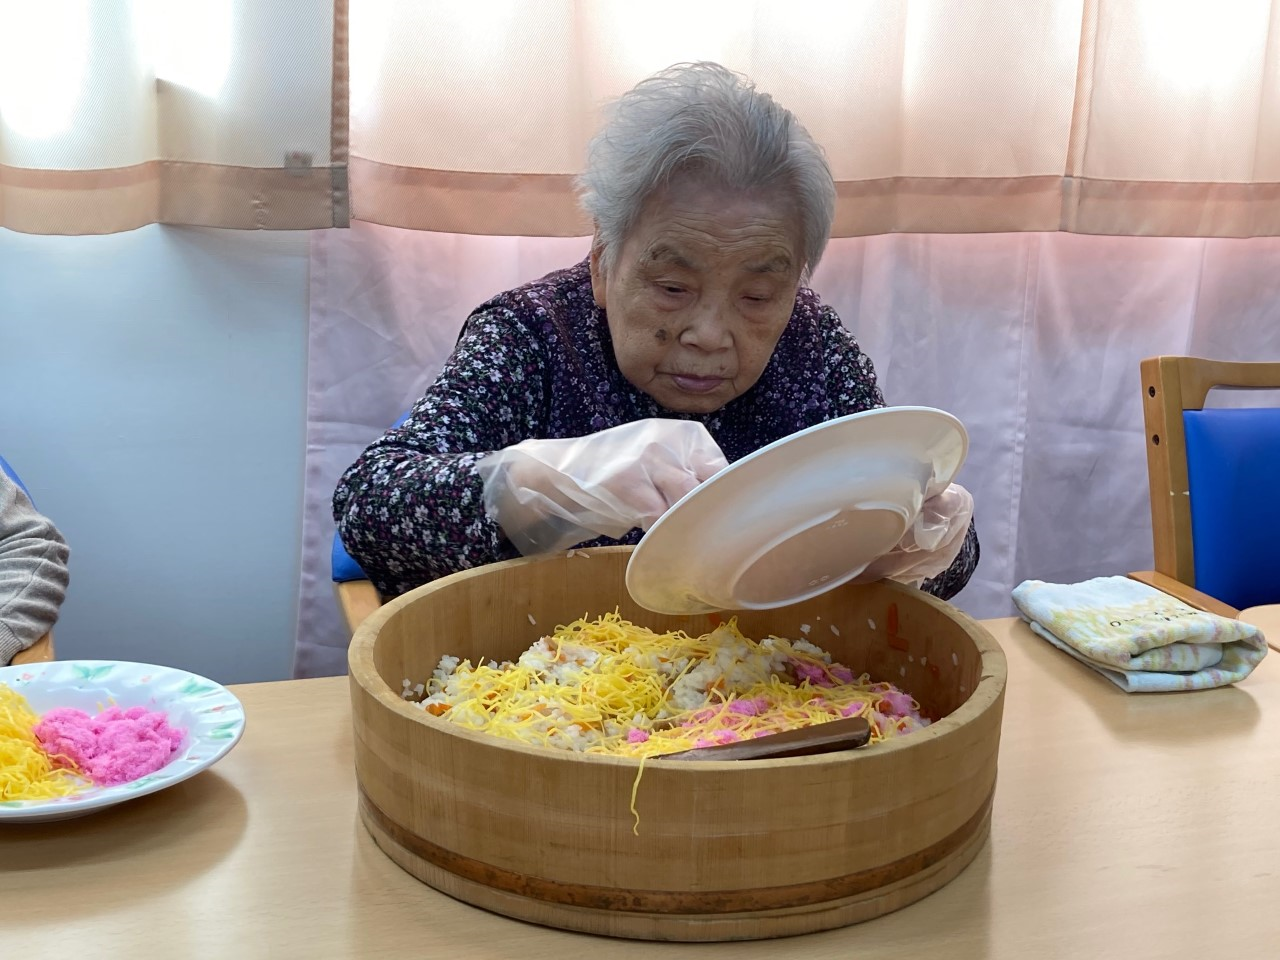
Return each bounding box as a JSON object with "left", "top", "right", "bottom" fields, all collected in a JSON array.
[{"left": 334, "top": 62, "right": 978, "bottom": 602}]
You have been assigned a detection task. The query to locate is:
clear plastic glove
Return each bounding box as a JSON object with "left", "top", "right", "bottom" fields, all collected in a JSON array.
[
  {"left": 476, "top": 419, "right": 729, "bottom": 556},
  {"left": 853, "top": 483, "right": 975, "bottom": 587}
]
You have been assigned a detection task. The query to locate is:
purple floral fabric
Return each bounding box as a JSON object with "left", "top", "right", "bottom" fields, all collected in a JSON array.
[{"left": 333, "top": 259, "right": 978, "bottom": 599}]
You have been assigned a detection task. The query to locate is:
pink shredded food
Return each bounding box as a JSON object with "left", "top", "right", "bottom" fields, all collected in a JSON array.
[
  {"left": 34, "top": 706, "right": 185, "bottom": 786},
  {"left": 878, "top": 690, "right": 918, "bottom": 718}
]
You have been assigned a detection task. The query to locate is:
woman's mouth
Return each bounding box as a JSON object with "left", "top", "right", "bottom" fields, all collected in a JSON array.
[{"left": 669, "top": 374, "right": 725, "bottom": 394}]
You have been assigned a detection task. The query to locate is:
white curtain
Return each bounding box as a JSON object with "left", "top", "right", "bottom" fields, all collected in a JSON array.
[
  {"left": 350, "top": 0, "right": 1280, "bottom": 238},
  {"left": 0, "top": 0, "right": 346, "bottom": 233},
  {"left": 295, "top": 227, "right": 1280, "bottom": 677}
]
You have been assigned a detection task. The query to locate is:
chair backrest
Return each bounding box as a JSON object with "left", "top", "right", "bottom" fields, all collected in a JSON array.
[
  {"left": 1141, "top": 356, "right": 1280, "bottom": 610},
  {"left": 332, "top": 529, "right": 369, "bottom": 583}
]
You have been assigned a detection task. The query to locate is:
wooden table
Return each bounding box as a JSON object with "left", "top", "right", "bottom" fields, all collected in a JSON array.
[
  {"left": 4, "top": 618, "right": 1279, "bottom": 959},
  {"left": 1241, "top": 605, "right": 1280, "bottom": 652}
]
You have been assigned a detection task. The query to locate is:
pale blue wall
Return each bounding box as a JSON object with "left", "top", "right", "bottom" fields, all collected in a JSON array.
[{"left": 0, "top": 225, "right": 308, "bottom": 684}]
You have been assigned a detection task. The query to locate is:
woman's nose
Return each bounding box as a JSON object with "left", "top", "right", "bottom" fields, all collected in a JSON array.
[{"left": 677, "top": 298, "right": 733, "bottom": 351}]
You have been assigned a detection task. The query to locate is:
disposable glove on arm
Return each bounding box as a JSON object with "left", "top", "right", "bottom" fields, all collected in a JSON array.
[
  {"left": 853, "top": 483, "right": 975, "bottom": 587},
  {"left": 476, "top": 419, "right": 729, "bottom": 556}
]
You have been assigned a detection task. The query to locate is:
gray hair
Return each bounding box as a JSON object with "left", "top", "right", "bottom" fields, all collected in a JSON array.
[{"left": 577, "top": 62, "right": 836, "bottom": 282}]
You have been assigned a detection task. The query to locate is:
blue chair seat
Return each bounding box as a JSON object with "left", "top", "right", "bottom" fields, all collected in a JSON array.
[
  {"left": 1184, "top": 407, "right": 1280, "bottom": 610},
  {"left": 331, "top": 530, "right": 369, "bottom": 583}
]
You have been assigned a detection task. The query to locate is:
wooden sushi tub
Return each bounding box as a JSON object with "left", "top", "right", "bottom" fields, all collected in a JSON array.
[{"left": 348, "top": 546, "right": 1006, "bottom": 941}]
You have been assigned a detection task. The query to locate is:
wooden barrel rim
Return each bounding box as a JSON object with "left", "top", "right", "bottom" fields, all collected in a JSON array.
[
  {"left": 359, "top": 783, "right": 995, "bottom": 914},
  {"left": 350, "top": 552, "right": 1008, "bottom": 773}
]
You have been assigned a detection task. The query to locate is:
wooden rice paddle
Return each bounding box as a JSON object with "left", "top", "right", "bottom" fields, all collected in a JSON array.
[{"left": 658, "top": 715, "right": 871, "bottom": 761}]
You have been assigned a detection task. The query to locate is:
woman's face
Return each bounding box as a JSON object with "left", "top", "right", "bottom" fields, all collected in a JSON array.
[{"left": 589, "top": 178, "right": 804, "bottom": 414}]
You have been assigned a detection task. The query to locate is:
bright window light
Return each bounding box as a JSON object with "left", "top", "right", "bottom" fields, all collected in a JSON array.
[
  {"left": 350, "top": 0, "right": 393, "bottom": 112},
  {"left": 771, "top": 2, "right": 876, "bottom": 62},
  {"left": 0, "top": 0, "right": 90, "bottom": 139},
  {"left": 139, "top": 0, "right": 233, "bottom": 97},
  {"left": 592, "top": 0, "right": 739, "bottom": 79},
  {"left": 1139, "top": 0, "right": 1266, "bottom": 92}
]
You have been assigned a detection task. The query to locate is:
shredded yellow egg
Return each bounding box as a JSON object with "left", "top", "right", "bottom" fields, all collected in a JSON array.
[
  {"left": 415, "top": 613, "right": 925, "bottom": 752},
  {"left": 410, "top": 613, "right": 929, "bottom": 831},
  {"left": 0, "top": 683, "right": 88, "bottom": 802}
]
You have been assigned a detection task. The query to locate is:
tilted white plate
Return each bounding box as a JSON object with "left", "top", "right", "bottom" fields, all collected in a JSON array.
[
  {"left": 626, "top": 406, "right": 968, "bottom": 615},
  {"left": 0, "top": 660, "right": 245, "bottom": 823}
]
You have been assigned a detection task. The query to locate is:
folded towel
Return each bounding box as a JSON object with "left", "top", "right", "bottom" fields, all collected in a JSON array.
[{"left": 1011, "top": 576, "right": 1267, "bottom": 693}]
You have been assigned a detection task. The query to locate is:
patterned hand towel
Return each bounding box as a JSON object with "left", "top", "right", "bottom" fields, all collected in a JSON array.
[{"left": 1011, "top": 576, "right": 1267, "bottom": 692}]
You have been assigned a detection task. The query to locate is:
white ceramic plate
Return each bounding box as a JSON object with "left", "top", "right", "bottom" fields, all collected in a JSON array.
[
  {"left": 626, "top": 406, "right": 968, "bottom": 614},
  {"left": 0, "top": 660, "right": 245, "bottom": 823}
]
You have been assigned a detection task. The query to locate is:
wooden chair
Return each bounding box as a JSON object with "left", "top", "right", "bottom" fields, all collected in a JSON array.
[
  {"left": 11, "top": 631, "right": 55, "bottom": 665},
  {"left": 334, "top": 578, "right": 382, "bottom": 636},
  {"left": 332, "top": 523, "right": 383, "bottom": 635},
  {"left": 1132, "top": 356, "right": 1280, "bottom": 622}
]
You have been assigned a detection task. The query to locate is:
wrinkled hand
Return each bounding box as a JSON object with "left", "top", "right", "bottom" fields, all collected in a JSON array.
[
  {"left": 476, "top": 419, "right": 728, "bottom": 555},
  {"left": 853, "top": 483, "right": 974, "bottom": 587}
]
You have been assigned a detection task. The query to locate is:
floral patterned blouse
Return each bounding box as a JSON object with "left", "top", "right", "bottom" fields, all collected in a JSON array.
[{"left": 333, "top": 258, "right": 979, "bottom": 600}]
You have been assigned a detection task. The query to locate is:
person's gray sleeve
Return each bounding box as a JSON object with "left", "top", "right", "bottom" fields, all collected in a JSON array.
[{"left": 0, "top": 471, "right": 70, "bottom": 664}]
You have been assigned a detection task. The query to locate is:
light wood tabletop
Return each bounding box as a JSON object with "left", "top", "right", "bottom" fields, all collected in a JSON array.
[
  {"left": 1241, "top": 605, "right": 1280, "bottom": 652},
  {"left": 3, "top": 617, "right": 1279, "bottom": 959}
]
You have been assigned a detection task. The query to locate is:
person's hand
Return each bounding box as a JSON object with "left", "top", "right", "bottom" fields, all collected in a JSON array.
[
  {"left": 853, "top": 483, "right": 974, "bottom": 587},
  {"left": 476, "top": 419, "right": 728, "bottom": 555}
]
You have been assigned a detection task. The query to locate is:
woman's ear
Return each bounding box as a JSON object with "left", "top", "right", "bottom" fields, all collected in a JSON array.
[{"left": 588, "top": 239, "right": 607, "bottom": 309}]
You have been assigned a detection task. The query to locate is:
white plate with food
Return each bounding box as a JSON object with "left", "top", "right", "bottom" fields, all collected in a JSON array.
[
  {"left": 626, "top": 406, "right": 968, "bottom": 615},
  {"left": 0, "top": 660, "right": 245, "bottom": 823}
]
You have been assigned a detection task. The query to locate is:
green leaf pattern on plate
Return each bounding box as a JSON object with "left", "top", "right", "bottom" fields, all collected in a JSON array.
[
  {"left": 180, "top": 677, "right": 217, "bottom": 697},
  {"left": 73, "top": 664, "right": 116, "bottom": 681}
]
